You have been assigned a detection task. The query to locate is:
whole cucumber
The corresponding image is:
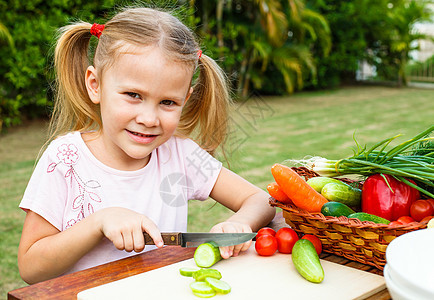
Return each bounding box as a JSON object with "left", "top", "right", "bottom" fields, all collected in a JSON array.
[
  {"left": 306, "top": 177, "right": 349, "bottom": 193},
  {"left": 348, "top": 212, "right": 391, "bottom": 225},
  {"left": 321, "top": 183, "right": 361, "bottom": 207},
  {"left": 321, "top": 202, "right": 356, "bottom": 217},
  {"left": 292, "top": 239, "right": 324, "bottom": 283}
]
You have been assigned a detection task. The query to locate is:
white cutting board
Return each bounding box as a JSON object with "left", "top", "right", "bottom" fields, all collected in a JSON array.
[{"left": 78, "top": 243, "right": 385, "bottom": 300}]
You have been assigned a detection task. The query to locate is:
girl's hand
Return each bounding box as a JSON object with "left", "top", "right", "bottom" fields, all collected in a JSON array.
[
  {"left": 96, "top": 207, "right": 163, "bottom": 252},
  {"left": 209, "top": 221, "right": 253, "bottom": 259}
]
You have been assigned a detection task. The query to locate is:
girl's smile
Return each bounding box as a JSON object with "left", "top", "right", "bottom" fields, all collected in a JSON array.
[
  {"left": 126, "top": 129, "right": 158, "bottom": 144},
  {"left": 84, "top": 45, "right": 194, "bottom": 171}
]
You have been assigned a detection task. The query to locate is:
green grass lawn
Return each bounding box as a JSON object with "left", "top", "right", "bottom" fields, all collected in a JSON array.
[{"left": 1, "top": 86, "right": 433, "bottom": 297}]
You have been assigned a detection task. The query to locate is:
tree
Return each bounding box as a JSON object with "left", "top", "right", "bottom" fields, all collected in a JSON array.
[
  {"left": 189, "top": 0, "right": 331, "bottom": 96},
  {"left": 307, "top": 0, "right": 434, "bottom": 87},
  {"left": 0, "top": 0, "right": 117, "bottom": 131},
  {"left": 373, "top": 0, "right": 433, "bottom": 86}
]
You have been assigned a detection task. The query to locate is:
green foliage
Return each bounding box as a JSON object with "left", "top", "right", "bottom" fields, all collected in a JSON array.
[
  {"left": 0, "top": 0, "right": 118, "bottom": 131},
  {"left": 372, "top": 0, "right": 433, "bottom": 85},
  {"left": 306, "top": 0, "right": 382, "bottom": 88},
  {"left": 191, "top": 0, "right": 331, "bottom": 97},
  {"left": 306, "top": 0, "right": 433, "bottom": 88}
]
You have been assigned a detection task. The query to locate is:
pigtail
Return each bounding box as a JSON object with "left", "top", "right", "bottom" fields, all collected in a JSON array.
[
  {"left": 178, "top": 54, "right": 232, "bottom": 156},
  {"left": 48, "top": 22, "right": 100, "bottom": 143}
]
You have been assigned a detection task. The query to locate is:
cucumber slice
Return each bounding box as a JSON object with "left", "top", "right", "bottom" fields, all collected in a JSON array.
[
  {"left": 192, "top": 291, "right": 216, "bottom": 298},
  {"left": 205, "top": 277, "right": 231, "bottom": 294},
  {"left": 190, "top": 281, "right": 214, "bottom": 295},
  {"left": 179, "top": 267, "right": 201, "bottom": 277},
  {"left": 192, "top": 268, "right": 222, "bottom": 281},
  {"left": 194, "top": 242, "right": 222, "bottom": 268}
]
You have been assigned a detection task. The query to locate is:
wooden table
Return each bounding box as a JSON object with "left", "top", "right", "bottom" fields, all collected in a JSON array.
[{"left": 8, "top": 213, "right": 391, "bottom": 300}]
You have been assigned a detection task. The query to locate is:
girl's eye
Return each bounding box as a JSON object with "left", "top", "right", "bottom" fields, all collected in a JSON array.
[
  {"left": 161, "top": 100, "right": 175, "bottom": 106},
  {"left": 126, "top": 92, "right": 141, "bottom": 99}
]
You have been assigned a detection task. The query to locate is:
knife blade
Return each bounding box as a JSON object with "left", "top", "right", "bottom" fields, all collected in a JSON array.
[{"left": 143, "top": 232, "right": 256, "bottom": 247}]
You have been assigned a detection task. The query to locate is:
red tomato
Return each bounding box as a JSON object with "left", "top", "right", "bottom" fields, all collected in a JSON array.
[
  {"left": 396, "top": 216, "right": 415, "bottom": 224},
  {"left": 426, "top": 199, "right": 434, "bottom": 210},
  {"left": 410, "top": 200, "right": 434, "bottom": 222},
  {"left": 256, "top": 227, "right": 276, "bottom": 238},
  {"left": 275, "top": 228, "right": 299, "bottom": 254},
  {"left": 388, "top": 221, "right": 403, "bottom": 227},
  {"left": 255, "top": 235, "right": 278, "bottom": 256},
  {"left": 301, "top": 234, "right": 322, "bottom": 255}
]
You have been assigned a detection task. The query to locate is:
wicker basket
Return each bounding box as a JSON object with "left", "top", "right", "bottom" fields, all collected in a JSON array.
[{"left": 269, "top": 167, "right": 428, "bottom": 270}]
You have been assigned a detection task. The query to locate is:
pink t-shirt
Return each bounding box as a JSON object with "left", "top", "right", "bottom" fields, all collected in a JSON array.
[{"left": 20, "top": 132, "right": 222, "bottom": 274}]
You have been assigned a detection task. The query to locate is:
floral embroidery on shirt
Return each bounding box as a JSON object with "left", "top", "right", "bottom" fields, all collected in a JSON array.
[
  {"left": 47, "top": 143, "right": 101, "bottom": 229},
  {"left": 57, "top": 144, "right": 80, "bottom": 165}
]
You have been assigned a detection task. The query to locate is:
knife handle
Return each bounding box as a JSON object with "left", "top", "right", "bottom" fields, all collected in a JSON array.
[{"left": 143, "top": 232, "right": 181, "bottom": 246}]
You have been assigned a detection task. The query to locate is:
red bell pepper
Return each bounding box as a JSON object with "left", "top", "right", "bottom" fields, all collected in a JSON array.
[{"left": 361, "top": 174, "right": 420, "bottom": 221}]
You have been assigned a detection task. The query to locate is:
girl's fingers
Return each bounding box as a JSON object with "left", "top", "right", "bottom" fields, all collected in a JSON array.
[
  {"left": 225, "top": 223, "right": 252, "bottom": 256},
  {"left": 219, "top": 246, "right": 232, "bottom": 259},
  {"left": 121, "top": 230, "right": 134, "bottom": 252},
  {"left": 240, "top": 239, "right": 252, "bottom": 252},
  {"left": 233, "top": 240, "right": 252, "bottom": 256},
  {"left": 232, "top": 243, "right": 243, "bottom": 257},
  {"left": 142, "top": 219, "right": 163, "bottom": 248},
  {"left": 217, "top": 222, "right": 254, "bottom": 258},
  {"left": 241, "top": 227, "right": 254, "bottom": 253},
  {"left": 232, "top": 227, "right": 252, "bottom": 256},
  {"left": 210, "top": 223, "right": 237, "bottom": 259},
  {"left": 110, "top": 232, "right": 125, "bottom": 251},
  {"left": 234, "top": 240, "right": 252, "bottom": 256},
  {"left": 98, "top": 208, "right": 162, "bottom": 251},
  {"left": 132, "top": 225, "right": 145, "bottom": 252}
]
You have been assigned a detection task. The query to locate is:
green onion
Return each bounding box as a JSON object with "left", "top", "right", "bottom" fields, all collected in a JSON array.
[{"left": 285, "top": 126, "right": 434, "bottom": 198}]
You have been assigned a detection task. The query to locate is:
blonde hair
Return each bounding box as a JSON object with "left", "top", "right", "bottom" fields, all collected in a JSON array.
[{"left": 49, "top": 7, "right": 231, "bottom": 155}]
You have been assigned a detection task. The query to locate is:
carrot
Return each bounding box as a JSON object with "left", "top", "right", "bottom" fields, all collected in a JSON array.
[
  {"left": 271, "top": 163, "right": 328, "bottom": 212},
  {"left": 267, "top": 182, "right": 292, "bottom": 203}
]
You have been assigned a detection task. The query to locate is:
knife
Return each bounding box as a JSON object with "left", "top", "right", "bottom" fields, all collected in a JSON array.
[{"left": 143, "top": 232, "right": 256, "bottom": 247}]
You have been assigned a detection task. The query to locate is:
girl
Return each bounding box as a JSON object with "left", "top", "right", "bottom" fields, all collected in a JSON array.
[{"left": 18, "top": 7, "right": 275, "bottom": 284}]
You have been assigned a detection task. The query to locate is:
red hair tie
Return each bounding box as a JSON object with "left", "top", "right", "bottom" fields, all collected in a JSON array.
[
  {"left": 197, "top": 50, "right": 202, "bottom": 59},
  {"left": 90, "top": 23, "right": 105, "bottom": 39}
]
